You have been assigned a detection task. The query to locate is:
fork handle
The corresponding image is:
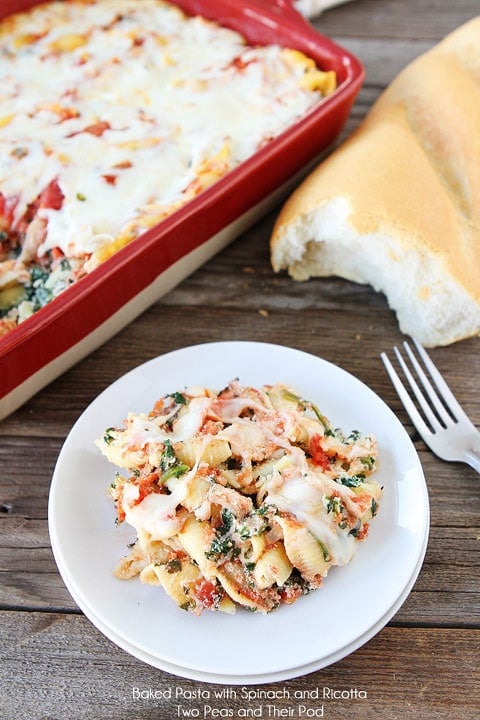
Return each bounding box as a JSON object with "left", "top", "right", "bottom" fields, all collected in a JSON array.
[{"left": 464, "top": 448, "right": 480, "bottom": 475}]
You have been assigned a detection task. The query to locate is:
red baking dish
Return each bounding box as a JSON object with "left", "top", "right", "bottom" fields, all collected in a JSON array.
[{"left": 0, "top": 0, "right": 364, "bottom": 421}]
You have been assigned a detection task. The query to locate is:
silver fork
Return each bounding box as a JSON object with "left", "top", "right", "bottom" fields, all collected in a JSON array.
[{"left": 381, "top": 339, "right": 480, "bottom": 474}]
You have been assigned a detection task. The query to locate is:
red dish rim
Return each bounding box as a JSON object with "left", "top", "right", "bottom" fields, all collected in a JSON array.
[{"left": 0, "top": 0, "right": 364, "bottom": 402}]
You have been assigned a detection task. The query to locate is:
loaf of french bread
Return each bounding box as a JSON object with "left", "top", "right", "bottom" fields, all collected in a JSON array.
[{"left": 271, "top": 17, "right": 480, "bottom": 346}]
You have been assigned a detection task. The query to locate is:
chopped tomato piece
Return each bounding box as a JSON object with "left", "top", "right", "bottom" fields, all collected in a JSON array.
[
  {"left": 57, "top": 106, "right": 80, "bottom": 122},
  {"left": 83, "top": 120, "right": 111, "bottom": 136},
  {"left": 102, "top": 173, "right": 117, "bottom": 185},
  {"left": 39, "top": 179, "right": 64, "bottom": 210},
  {"left": 279, "top": 584, "right": 304, "bottom": 605},
  {"left": 357, "top": 523, "right": 370, "bottom": 541},
  {"left": 134, "top": 472, "right": 161, "bottom": 505},
  {"left": 309, "top": 433, "right": 331, "bottom": 471},
  {"left": 231, "top": 56, "right": 254, "bottom": 71},
  {"left": 149, "top": 397, "right": 166, "bottom": 417},
  {"left": 350, "top": 493, "right": 373, "bottom": 514},
  {"left": 51, "top": 246, "right": 65, "bottom": 260},
  {"left": 67, "top": 120, "right": 111, "bottom": 138},
  {"left": 193, "top": 579, "right": 222, "bottom": 609},
  {"left": 14, "top": 179, "right": 63, "bottom": 233}
]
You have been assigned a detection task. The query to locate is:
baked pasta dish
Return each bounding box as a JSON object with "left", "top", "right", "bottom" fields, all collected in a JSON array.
[
  {"left": 96, "top": 381, "right": 382, "bottom": 614},
  {"left": 0, "top": 0, "right": 336, "bottom": 337}
]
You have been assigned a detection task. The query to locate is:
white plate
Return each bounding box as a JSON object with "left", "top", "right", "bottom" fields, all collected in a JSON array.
[
  {"left": 48, "top": 341, "right": 429, "bottom": 681},
  {"left": 52, "top": 519, "right": 428, "bottom": 684}
]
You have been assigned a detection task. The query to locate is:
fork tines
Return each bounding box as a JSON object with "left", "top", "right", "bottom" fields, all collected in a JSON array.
[
  {"left": 381, "top": 338, "right": 465, "bottom": 437},
  {"left": 381, "top": 339, "right": 480, "bottom": 472}
]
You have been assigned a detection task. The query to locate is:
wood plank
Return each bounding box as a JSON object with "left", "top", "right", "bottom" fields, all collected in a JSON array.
[
  {"left": 313, "top": 0, "right": 480, "bottom": 41},
  {"left": 1, "top": 613, "right": 479, "bottom": 720},
  {"left": 1, "top": 520, "right": 477, "bottom": 566},
  {"left": 2, "top": 292, "right": 479, "bottom": 436},
  {"left": 1, "top": 565, "right": 479, "bottom": 626},
  {"left": 1, "top": 515, "right": 478, "bottom": 625},
  {"left": 1, "top": 1, "right": 479, "bottom": 717},
  {"left": 333, "top": 37, "right": 435, "bottom": 88}
]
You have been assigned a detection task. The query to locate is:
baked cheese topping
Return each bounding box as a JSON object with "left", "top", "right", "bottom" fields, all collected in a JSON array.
[
  {"left": 0, "top": 0, "right": 336, "bottom": 336},
  {"left": 96, "top": 381, "right": 381, "bottom": 614}
]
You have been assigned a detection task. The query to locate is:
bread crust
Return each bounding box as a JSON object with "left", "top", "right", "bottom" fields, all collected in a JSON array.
[{"left": 271, "top": 17, "right": 480, "bottom": 345}]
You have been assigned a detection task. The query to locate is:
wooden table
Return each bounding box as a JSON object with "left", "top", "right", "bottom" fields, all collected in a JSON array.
[{"left": 1, "top": 1, "right": 479, "bottom": 718}]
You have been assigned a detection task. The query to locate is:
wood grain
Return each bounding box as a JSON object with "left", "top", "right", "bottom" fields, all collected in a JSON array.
[
  {"left": 1, "top": 0, "right": 479, "bottom": 717},
  {"left": 1, "top": 614, "right": 479, "bottom": 720}
]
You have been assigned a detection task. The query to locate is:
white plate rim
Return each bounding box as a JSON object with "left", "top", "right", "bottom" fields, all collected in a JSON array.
[
  {"left": 48, "top": 341, "right": 430, "bottom": 678},
  {"left": 51, "top": 511, "right": 429, "bottom": 684}
]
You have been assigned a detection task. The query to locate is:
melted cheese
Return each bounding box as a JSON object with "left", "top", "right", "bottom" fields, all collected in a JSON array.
[
  {"left": 264, "top": 471, "right": 356, "bottom": 566},
  {"left": 124, "top": 396, "right": 209, "bottom": 444},
  {"left": 1, "top": 0, "right": 330, "bottom": 260},
  {"left": 96, "top": 381, "right": 381, "bottom": 614},
  {"left": 122, "top": 476, "right": 188, "bottom": 540}
]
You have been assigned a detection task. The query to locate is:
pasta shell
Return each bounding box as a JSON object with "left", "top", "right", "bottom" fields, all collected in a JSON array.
[
  {"left": 178, "top": 516, "right": 217, "bottom": 579},
  {"left": 182, "top": 475, "right": 211, "bottom": 513},
  {"left": 216, "top": 594, "right": 236, "bottom": 615},
  {"left": 114, "top": 546, "right": 149, "bottom": 580},
  {"left": 175, "top": 437, "right": 231, "bottom": 467},
  {"left": 275, "top": 515, "right": 331, "bottom": 581},
  {"left": 138, "top": 564, "right": 162, "bottom": 586},
  {"left": 141, "top": 560, "right": 201, "bottom": 611},
  {"left": 253, "top": 542, "right": 292, "bottom": 589},
  {"left": 247, "top": 534, "right": 266, "bottom": 563},
  {"left": 216, "top": 563, "right": 277, "bottom": 613}
]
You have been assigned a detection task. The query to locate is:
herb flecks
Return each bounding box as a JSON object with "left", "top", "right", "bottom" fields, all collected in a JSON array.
[
  {"left": 103, "top": 427, "right": 116, "bottom": 445},
  {"left": 168, "top": 391, "right": 187, "bottom": 405},
  {"left": 165, "top": 558, "right": 182, "bottom": 573},
  {"left": 205, "top": 508, "right": 239, "bottom": 561},
  {"left": 281, "top": 388, "right": 331, "bottom": 432},
  {"left": 159, "top": 439, "right": 189, "bottom": 482},
  {"left": 318, "top": 540, "right": 331, "bottom": 563},
  {"left": 339, "top": 473, "right": 366, "bottom": 488},
  {"left": 361, "top": 455, "right": 376, "bottom": 470}
]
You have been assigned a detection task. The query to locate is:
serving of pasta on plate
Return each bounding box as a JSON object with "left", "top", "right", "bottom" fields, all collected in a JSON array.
[{"left": 96, "top": 380, "right": 382, "bottom": 615}]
